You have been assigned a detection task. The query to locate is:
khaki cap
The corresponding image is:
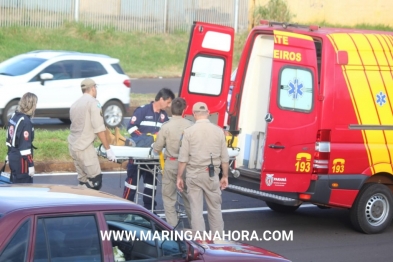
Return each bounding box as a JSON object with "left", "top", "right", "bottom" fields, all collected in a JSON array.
[
  {"left": 192, "top": 102, "right": 208, "bottom": 112},
  {"left": 81, "top": 78, "right": 96, "bottom": 90}
]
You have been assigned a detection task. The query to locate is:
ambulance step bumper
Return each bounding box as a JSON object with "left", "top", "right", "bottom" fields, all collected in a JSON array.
[{"left": 226, "top": 183, "right": 302, "bottom": 206}]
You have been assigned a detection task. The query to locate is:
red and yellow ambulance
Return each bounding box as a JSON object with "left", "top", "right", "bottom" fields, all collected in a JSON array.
[{"left": 179, "top": 21, "right": 393, "bottom": 234}]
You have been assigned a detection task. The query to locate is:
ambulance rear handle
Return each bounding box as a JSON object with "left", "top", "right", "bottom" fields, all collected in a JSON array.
[{"left": 269, "top": 144, "right": 285, "bottom": 149}]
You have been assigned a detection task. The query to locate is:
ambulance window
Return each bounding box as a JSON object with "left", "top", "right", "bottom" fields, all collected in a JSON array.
[
  {"left": 278, "top": 67, "right": 313, "bottom": 112},
  {"left": 188, "top": 55, "right": 224, "bottom": 96}
]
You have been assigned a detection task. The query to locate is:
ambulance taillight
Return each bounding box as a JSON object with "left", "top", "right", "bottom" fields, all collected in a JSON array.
[{"left": 313, "top": 130, "right": 331, "bottom": 174}]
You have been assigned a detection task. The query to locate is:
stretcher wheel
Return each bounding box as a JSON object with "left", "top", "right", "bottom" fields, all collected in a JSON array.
[{"left": 231, "top": 169, "right": 240, "bottom": 178}]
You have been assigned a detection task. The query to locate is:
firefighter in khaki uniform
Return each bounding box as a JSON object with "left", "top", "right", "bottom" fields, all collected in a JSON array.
[
  {"left": 153, "top": 97, "right": 193, "bottom": 227},
  {"left": 177, "top": 102, "right": 229, "bottom": 235},
  {"left": 68, "top": 78, "right": 117, "bottom": 190}
]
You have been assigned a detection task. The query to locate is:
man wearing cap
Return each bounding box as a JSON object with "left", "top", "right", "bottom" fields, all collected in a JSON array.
[
  {"left": 176, "top": 102, "right": 229, "bottom": 235},
  {"left": 68, "top": 78, "right": 117, "bottom": 190},
  {"left": 153, "top": 97, "right": 193, "bottom": 227}
]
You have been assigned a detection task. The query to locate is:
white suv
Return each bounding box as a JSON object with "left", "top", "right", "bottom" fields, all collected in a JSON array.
[{"left": 0, "top": 50, "right": 131, "bottom": 128}]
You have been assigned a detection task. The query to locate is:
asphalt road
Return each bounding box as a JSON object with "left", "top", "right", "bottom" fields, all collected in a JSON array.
[
  {"left": 131, "top": 77, "right": 181, "bottom": 94},
  {"left": 35, "top": 172, "right": 393, "bottom": 262},
  {"left": 23, "top": 77, "right": 393, "bottom": 261}
]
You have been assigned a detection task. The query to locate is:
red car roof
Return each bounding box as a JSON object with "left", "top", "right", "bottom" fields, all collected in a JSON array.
[{"left": 0, "top": 184, "right": 143, "bottom": 216}]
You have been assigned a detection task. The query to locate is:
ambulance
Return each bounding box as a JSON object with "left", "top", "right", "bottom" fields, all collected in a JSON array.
[{"left": 179, "top": 21, "right": 393, "bottom": 234}]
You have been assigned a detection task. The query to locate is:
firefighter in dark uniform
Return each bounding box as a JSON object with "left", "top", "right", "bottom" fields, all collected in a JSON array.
[
  {"left": 6, "top": 92, "right": 38, "bottom": 183},
  {"left": 123, "top": 88, "right": 175, "bottom": 210}
]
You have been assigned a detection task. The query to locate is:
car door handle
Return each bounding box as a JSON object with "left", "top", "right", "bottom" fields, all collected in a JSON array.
[{"left": 269, "top": 144, "right": 285, "bottom": 149}]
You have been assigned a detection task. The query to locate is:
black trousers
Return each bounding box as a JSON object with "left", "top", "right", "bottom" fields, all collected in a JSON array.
[
  {"left": 9, "top": 155, "right": 33, "bottom": 184},
  {"left": 123, "top": 159, "right": 157, "bottom": 210}
]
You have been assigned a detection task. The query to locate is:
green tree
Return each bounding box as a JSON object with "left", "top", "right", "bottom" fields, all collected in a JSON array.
[{"left": 253, "top": 0, "right": 295, "bottom": 27}]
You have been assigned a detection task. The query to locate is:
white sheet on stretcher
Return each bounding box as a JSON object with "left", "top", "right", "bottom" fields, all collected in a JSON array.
[{"left": 98, "top": 145, "right": 240, "bottom": 160}]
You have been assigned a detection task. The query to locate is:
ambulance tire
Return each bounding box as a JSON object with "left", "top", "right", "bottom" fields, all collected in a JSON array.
[
  {"left": 265, "top": 201, "right": 300, "bottom": 213},
  {"left": 350, "top": 183, "right": 393, "bottom": 234}
]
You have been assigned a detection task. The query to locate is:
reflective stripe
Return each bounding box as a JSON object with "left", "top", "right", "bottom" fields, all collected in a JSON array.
[
  {"left": 144, "top": 183, "right": 157, "bottom": 190},
  {"left": 20, "top": 149, "right": 31, "bottom": 156},
  {"left": 12, "top": 117, "right": 24, "bottom": 147},
  {"left": 124, "top": 181, "right": 137, "bottom": 189},
  {"left": 140, "top": 121, "right": 163, "bottom": 127},
  {"left": 128, "top": 126, "right": 138, "bottom": 134}
]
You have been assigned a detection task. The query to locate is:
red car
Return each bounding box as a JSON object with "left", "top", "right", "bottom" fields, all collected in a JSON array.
[{"left": 0, "top": 184, "right": 290, "bottom": 262}]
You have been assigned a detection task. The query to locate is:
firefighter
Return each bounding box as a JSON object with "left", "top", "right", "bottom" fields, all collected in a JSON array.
[
  {"left": 68, "top": 78, "right": 116, "bottom": 190},
  {"left": 177, "top": 102, "right": 229, "bottom": 235},
  {"left": 123, "top": 88, "right": 175, "bottom": 210},
  {"left": 6, "top": 92, "right": 38, "bottom": 183},
  {"left": 153, "top": 97, "right": 193, "bottom": 227}
]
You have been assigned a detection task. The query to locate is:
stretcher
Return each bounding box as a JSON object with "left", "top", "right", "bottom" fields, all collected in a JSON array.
[
  {"left": 96, "top": 144, "right": 240, "bottom": 214},
  {"left": 98, "top": 145, "right": 240, "bottom": 162}
]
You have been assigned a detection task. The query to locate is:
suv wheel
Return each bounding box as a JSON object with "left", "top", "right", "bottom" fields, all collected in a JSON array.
[
  {"left": 102, "top": 100, "right": 124, "bottom": 128},
  {"left": 2, "top": 100, "right": 19, "bottom": 126}
]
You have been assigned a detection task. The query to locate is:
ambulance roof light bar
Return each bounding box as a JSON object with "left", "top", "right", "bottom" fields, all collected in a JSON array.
[{"left": 260, "top": 20, "right": 319, "bottom": 31}]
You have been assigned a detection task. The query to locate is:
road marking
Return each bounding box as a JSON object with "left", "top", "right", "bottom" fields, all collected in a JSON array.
[{"left": 35, "top": 171, "right": 127, "bottom": 177}]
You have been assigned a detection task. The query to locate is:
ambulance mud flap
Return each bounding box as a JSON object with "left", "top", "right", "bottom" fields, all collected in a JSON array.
[
  {"left": 227, "top": 177, "right": 301, "bottom": 206},
  {"left": 306, "top": 174, "right": 369, "bottom": 205}
]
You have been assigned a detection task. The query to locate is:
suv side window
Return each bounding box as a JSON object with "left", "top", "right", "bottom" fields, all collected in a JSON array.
[
  {"left": 33, "top": 215, "right": 102, "bottom": 262},
  {"left": 0, "top": 220, "right": 31, "bottom": 262},
  {"left": 43, "top": 62, "right": 71, "bottom": 80},
  {"left": 30, "top": 61, "right": 72, "bottom": 82},
  {"left": 104, "top": 213, "right": 185, "bottom": 261},
  {"left": 80, "top": 60, "right": 108, "bottom": 78}
]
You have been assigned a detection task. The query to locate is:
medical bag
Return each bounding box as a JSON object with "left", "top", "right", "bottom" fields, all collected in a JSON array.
[{"left": 0, "top": 161, "right": 12, "bottom": 184}]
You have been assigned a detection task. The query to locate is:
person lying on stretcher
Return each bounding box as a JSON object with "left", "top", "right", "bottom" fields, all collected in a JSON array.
[{"left": 105, "top": 127, "right": 155, "bottom": 148}]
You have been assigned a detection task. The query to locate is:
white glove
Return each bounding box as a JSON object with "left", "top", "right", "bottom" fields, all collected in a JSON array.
[
  {"left": 106, "top": 148, "right": 117, "bottom": 162},
  {"left": 28, "top": 166, "right": 35, "bottom": 177},
  {"left": 5, "top": 155, "right": 8, "bottom": 162}
]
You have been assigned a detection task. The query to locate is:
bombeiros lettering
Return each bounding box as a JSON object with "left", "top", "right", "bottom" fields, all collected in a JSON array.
[
  {"left": 273, "top": 34, "right": 302, "bottom": 61},
  {"left": 273, "top": 50, "right": 302, "bottom": 62}
]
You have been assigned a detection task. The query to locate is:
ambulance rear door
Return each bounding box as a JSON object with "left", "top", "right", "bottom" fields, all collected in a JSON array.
[
  {"left": 179, "top": 22, "right": 234, "bottom": 126},
  {"left": 261, "top": 31, "right": 319, "bottom": 193}
]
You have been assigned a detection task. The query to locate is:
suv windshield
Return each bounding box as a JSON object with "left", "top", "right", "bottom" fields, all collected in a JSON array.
[{"left": 0, "top": 56, "right": 47, "bottom": 76}]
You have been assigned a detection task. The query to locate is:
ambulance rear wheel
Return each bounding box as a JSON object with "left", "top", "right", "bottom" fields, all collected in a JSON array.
[
  {"left": 266, "top": 201, "right": 300, "bottom": 213},
  {"left": 350, "top": 183, "right": 393, "bottom": 234}
]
